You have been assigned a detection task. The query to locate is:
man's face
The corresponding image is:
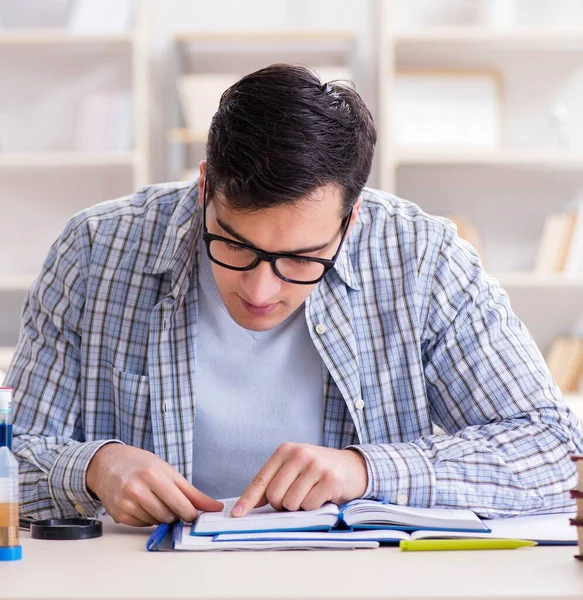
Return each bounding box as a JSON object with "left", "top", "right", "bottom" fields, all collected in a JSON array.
[{"left": 198, "top": 174, "right": 358, "bottom": 332}]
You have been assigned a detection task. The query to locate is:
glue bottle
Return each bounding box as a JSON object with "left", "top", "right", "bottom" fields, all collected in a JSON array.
[{"left": 0, "top": 386, "right": 21, "bottom": 560}]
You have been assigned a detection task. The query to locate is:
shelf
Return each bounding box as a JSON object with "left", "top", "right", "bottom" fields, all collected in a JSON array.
[
  {"left": 394, "top": 150, "right": 583, "bottom": 170},
  {"left": 167, "top": 128, "right": 207, "bottom": 144},
  {"left": 0, "top": 152, "right": 135, "bottom": 169},
  {"left": 0, "top": 275, "right": 36, "bottom": 292},
  {"left": 174, "top": 31, "right": 356, "bottom": 45},
  {"left": 394, "top": 27, "right": 583, "bottom": 49},
  {"left": 0, "top": 29, "right": 135, "bottom": 46},
  {"left": 492, "top": 272, "right": 583, "bottom": 289}
]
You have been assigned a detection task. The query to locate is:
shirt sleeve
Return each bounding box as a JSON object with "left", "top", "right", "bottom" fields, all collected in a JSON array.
[
  {"left": 350, "top": 225, "right": 583, "bottom": 518},
  {"left": 5, "top": 217, "right": 122, "bottom": 520}
]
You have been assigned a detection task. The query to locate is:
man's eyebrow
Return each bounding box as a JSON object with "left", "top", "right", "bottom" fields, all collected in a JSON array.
[{"left": 215, "top": 217, "right": 332, "bottom": 255}]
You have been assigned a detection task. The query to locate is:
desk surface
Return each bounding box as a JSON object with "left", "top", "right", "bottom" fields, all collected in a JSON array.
[{"left": 3, "top": 518, "right": 583, "bottom": 600}]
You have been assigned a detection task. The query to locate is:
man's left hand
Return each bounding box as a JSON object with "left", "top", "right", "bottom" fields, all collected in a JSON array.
[{"left": 231, "top": 443, "right": 368, "bottom": 517}]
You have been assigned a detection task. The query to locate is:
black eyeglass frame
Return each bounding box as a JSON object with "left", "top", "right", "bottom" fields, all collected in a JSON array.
[{"left": 201, "top": 177, "right": 353, "bottom": 285}]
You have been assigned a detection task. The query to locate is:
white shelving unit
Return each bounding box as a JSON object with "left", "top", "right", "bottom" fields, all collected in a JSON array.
[
  {"left": 395, "top": 149, "right": 583, "bottom": 170},
  {"left": 0, "top": 29, "right": 135, "bottom": 45},
  {"left": 375, "top": 0, "right": 583, "bottom": 409},
  {"left": 0, "top": 2, "right": 150, "bottom": 352},
  {"left": 394, "top": 27, "right": 583, "bottom": 48},
  {"left": 167, "top": 31, "right": 357, "bottom": 182},
  {"left": 0, "top": 151, "right": 136, "bottom": 169}
]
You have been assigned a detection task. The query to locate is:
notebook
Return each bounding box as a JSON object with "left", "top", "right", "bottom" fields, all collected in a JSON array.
[
  {"left": 214, "top": 512, "right": 578, "bottom": 546},
  {"left": 161, "top": 521, "right": 379, "bottom": 551},
  {"left": 190, "top": 497, "right": 489, "bottom": 536}
]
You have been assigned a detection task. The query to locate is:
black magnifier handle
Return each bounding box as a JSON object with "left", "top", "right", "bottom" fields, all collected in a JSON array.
[{"left": 19, "top": 516, "right": 35, "bottom": 530}]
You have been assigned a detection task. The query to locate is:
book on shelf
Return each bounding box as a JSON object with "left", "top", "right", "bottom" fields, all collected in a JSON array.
[
  {"left": 146, "top": 498, "right": 578, "bottom": 552},
  {"left": 68, "top": 0, "right": 134, "bottom": 34},
  {"left": 545, "top": 337, "right": 583, "bottom": 393},
  {"left": 178, "top": 74, "right": 241, "bottom": 138},
  {"left": 570, "top": 454, "right": 583, "bottom": 560},
  {"left": 447, "top": 215, "right": 486, "bottom": 266},
  {"left": 563, "top": 201, "right": 583, "bottom": 276},
  {"left": 534, "top": 213, "right": 576, "bottom": 274}
]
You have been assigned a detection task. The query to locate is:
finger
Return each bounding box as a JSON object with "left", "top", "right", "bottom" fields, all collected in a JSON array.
[
  {"left": 255, "top": 495, "right": 269, "bottom": 508},
  {"left": 116, "top": 511, "right": 155, "bottom": 527},
  {"left": 264, "top": 462, "right": 303, "bottom": 511},
  {"left": 127, "top": 502, "right": 160, "bottom": 525},
  {"left": 280, "top": 468, "right": 321, "bottom": 512},
  {"left": 299, "top": 480, "right": 333, "bottom": 512},
  {"left": 150, "top": 477, "right": 201, "bottom": 523},
  {"left": 120, "top": 515, "right": 156, "bottom": 527},
  {"left": 139, "top": 490, "right": 178, "bottom": 524},
  {"left": 232, "top": 452, "right": 286, "bottom": 517},
  {"left": 116, "top": 490, "right": 160, "bottom": 525},
  {"left": 174, "top": 476, "right": 224, "bottom": 512}
]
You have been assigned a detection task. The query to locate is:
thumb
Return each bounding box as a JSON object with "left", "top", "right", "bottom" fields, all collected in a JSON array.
[{"left": 175, "top": 476, "right": 224, "bottom": 512}]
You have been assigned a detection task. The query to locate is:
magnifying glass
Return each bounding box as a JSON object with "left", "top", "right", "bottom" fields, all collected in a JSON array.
[{"left": 19, "top": 516, "right": 102, "bottom": 540}]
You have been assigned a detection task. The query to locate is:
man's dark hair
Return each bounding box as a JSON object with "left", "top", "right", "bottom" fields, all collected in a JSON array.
[{"left": 205, "top": 63, "right": 377, "bottom": 217}]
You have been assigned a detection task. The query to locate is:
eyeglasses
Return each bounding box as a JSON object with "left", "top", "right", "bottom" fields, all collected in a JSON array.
[{"left": 201, "top": 178, "right": 352, "bottom": 285}]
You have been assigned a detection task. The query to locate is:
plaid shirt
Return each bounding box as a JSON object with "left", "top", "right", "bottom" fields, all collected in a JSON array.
[{"left": 7, "top": 181, "right": 583, "bottom": 520}]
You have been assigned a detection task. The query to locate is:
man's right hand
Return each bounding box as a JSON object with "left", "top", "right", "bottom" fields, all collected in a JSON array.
[{"left": 86, "top": 444, "right": 223, "bottom": 527}]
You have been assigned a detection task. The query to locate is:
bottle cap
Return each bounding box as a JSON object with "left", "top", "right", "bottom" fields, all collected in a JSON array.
[
  {"left": 0, "top": 546, "right": 22, "bottom": 561},
  {"left": 0, "top": 387, "right": 12, "bottom": 412}
]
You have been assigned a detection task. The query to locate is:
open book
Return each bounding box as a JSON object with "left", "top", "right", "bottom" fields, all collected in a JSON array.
[
  {"left": 214, "top": 512, "right": 577, "bottom": 546},
  {"left": 190, "top": 497, "right": 489, "bottom": 536},
  {"left": 146, "top": 500, "right": 577, "bottom": 552}
]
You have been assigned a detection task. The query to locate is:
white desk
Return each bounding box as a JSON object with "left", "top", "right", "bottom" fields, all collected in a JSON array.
[{"left": 3, "top": 518, "right": 583, "bottom": 600}]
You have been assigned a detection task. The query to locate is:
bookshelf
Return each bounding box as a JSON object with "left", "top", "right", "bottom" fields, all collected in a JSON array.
[
  {"left": 394, "top": 27, "right": 583, "bottom": 49},
  {"left": 0, "top": 29, "right": 134, "bottom": 45},
  {"left": 375, "top": 0, "right": 583, "bottom": 399},
  {"left": 167, "top": 30, "right": 357, "bottom": 182},
  {"left": 493, "top": 272, "right": 583, "bottom": 288},
  {"left": 395, "top": 149, "right": 583, "bottom": 170},
  {"left": 0, "top": 152, "right": 136, "bottom": 169},
  {"left": 0, "top": 1, "right": 150, "bottom": 351}
]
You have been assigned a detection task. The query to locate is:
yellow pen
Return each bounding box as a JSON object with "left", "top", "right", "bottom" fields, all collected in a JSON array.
[{"left": 400, "top": 539, "right": 537, "bottom": 552}]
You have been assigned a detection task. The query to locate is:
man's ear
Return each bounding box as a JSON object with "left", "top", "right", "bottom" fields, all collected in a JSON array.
[
  {"left": 347, "top": 196, "right": 363, "bottom": 236},
  {"left": 197, "top": 160, "right": 207, "bottom": 207}
]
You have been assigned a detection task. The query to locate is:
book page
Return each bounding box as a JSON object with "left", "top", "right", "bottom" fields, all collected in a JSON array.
[
  {"left": 193, "top": 498, "right": 340, "bottom": 535},
  {"left": 412, "top": 512, "right": 577, "bottom": 543}
]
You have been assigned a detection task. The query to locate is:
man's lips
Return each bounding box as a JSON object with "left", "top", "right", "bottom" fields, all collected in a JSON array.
[{"left": 240, "top": 297, "right": 279, "bottom": 316}]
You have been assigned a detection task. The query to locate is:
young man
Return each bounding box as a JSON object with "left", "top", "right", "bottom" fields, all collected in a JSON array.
[{"left": 8, "top": 65, "right": 583, "bottom": 527}]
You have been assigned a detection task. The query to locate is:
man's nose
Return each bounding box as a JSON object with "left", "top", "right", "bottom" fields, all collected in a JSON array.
[{"left": 240, "top": 260, "right": 282, "bottom": 304}]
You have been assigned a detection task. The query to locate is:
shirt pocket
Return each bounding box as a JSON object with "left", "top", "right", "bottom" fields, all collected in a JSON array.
[{"left": 111, "top": 367, "right": 153, "bottom": 450}]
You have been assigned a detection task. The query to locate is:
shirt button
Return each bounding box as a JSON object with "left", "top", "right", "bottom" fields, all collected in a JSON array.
[
  {"left": 396, "top": 493, "right": 408, "bottom": 506},
  {"left": 315, "top": 323, "right": 327, "bottom": 335},
  {"left": 75, "top": 503, "right": 87, "bottom": 516},
  {"left": 355, "top": 398, "right": 365, "bottom": 410}
]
